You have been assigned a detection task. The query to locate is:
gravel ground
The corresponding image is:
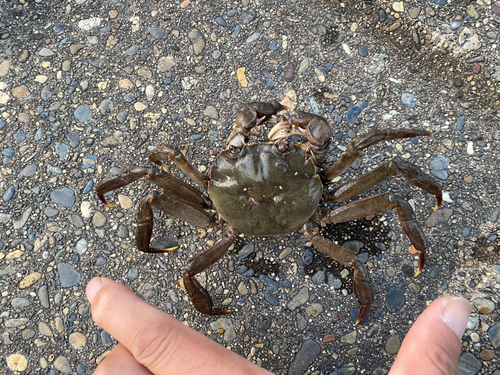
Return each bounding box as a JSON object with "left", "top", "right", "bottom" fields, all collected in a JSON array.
[{"left": 1, "top": 0, "right": 499, "bottom": 374}]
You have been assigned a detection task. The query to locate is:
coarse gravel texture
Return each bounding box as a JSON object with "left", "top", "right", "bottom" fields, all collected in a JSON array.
[{"left": 1, "top": 0, "right": 500, "bottom": 374}]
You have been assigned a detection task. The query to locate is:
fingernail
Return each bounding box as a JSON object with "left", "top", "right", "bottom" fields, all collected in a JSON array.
[
  {"left": 86, "top": 277, "right": 103, "bottom": 303},
  {"left": 443, "top": 296, "right": 470, "bottom": 340}
]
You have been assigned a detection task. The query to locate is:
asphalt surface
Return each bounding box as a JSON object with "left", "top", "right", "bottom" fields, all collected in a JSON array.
[{"left": 0, "top": 0, "right": 499, "bottom": 374}]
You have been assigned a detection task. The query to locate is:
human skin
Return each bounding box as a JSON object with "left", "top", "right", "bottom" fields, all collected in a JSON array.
[{"left": 86, "top": 277, "right": 470, "bottom": 375}]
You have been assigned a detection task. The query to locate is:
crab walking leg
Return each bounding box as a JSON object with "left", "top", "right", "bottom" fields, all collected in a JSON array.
[
  {"left": 136, "top": 192, "right": 216, "bottom": 253},
  {"left": 146, "top": 169, "right": 210, "bottom": 210},
  {"left": 302, "top": 226, "right": 373, "bottom": 324},
  {"left": 314, "top": 193, "right": 427, "bottom": 277},
  {"left": 148, "top": 144, "right": 208, "bottom": 189},
  {"left": 323, "top": 129, "right": 433, "bottom": 180},
  {"left": 326, "top": 159, "right": 442, "bottom": 210},
  {"left": 183, "top": 233, "right": 236, "bottom": 315},
  {"left": 96, "top": 166, "right": 210, "bottom": 209},
  {"left": 96, "top": 167, "right": 150, "bottom": 207}
]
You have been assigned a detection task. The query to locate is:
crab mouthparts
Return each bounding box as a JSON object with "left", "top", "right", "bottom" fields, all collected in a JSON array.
[{"left": 268, "top": 122, "right": 305, "bottom": 141}]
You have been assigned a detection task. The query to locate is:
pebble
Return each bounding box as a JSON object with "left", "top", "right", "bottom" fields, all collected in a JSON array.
[
  {"left": 210, "top": 317, "right": 236, "bottom": 341},
  {"left": 426, "top": 208, "right": 453, "bottom": 227},
  {"left": 7, "top": 354, "right": 28, "bottom": 371},
  {"left": 50, "top": 187, "right": 76, "bottom": 208},
  {"left": 2, "top": 185, "right": 15, "bottom": 201},
  {"left": 259, "top": 274, "right": 279, "bottom": 291},
  {"left": 401, "top": 92, "right": 416, "bottom": 108},
  {"left": 385, "top": 336, "right": 401, "bottom": 354},
  {"left": 78, "top": 17, "right": 101, "bottom": 31},
  {"left": 101, "top": 330, "right": 113, "bottom": 346},
  {"left": 457, "top": 352, "right": 482, "bottom": 375},
  {"left": 385, "top": 287, "right": 405, "bottom": 312},
  {"left": 74, "top": 105, "right": 92, "bottom": 122},
  {"left": 489, "top": 207, "right": 500, "bottom": 223},
  {"left": 298, "top": 57, "right": 310, "bottom": 73},
  {"left": 12, "top": 85, "right": 30, "bottom": 98},
  {"left": 54, "top": 356, "right": 72, "bottom": 373},
  {"left": 19, "top": 164, "right": 37, "bottom": 177},
  {"left": 188, "top": 29, "right": 205, "bottom": 55},
  {"left": 302, "top": 248, "right": 314, "bottom": 265},
  {"left": 287, "top": 286, "right": 309, "bottom": 310},
  {"left": 13, "top": 207, "right": 32, "bottom": 229},
  {"left": 83, "top": 155, "right": 97, "bottom": 168},
  {"left": 11, "top": 297, "right": 30, "bottom": 308},
  {"left": 305, "top": 303, "right": 323, "bottom": 317},
  {"left": 341, "top": 330, "right": 357, "bottom": 344},
  {"left": 204, "top": 105, "right": 219, "bottom": 119},
  {"left": 238, "top": 242, "right": 255, "bottom": 260},
  {"left": 147, "top": 26, "right": 165, "bottom": 39},
  {"left": 19, "top": 272, "right": 41, "bottom": 288},
  {"left": 39, "top": 321, "right": 53, "bottom": 336},
  {"left": 358, "top": 45, "right": 368, "bottom": 57},
  {"left": 69, "top": 332, "right": 87, "bottom": 349},
  {"left": 429, "top": 154, "right": 448, "bottom": 180},
  {"left": 488, "top": 322, "right": 500, "bottom": 349},
  {"left": 57, "top": 263, "right": 82, "bottom": 287},
  {"left": 38, "top": 285, "right": 49, "bottom": 308},
  {"left": 330, "top": 363, "right": 356, "bottom": 375},
  {"left": 346, "top": 102, "right": 368, "bottom": 123},
  {"left": 287, "top": 339, "right": 321, "bottom": 375}
]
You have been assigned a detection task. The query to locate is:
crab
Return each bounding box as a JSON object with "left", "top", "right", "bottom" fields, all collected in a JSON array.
[{"left": 96, "top": 101, "right": 442, "bottom": 324}]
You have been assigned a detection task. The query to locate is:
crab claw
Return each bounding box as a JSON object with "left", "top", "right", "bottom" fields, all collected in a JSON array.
[{"left": 269, "top": 111, "right": 331, "bottom": 148}]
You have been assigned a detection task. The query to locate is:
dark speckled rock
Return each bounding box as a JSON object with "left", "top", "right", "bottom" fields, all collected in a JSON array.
[{"left": 287, "top": 339, "right": 321, "bottom": 375}]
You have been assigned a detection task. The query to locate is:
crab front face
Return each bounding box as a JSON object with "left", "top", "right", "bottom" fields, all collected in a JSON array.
[{"left": 208, "top": 143, "right": 323, "bottom": 236}]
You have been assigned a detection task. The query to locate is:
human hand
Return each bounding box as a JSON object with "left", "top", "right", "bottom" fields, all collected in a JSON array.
[{"left": 86, "top": 277, "right": 470, "bottom": 375}]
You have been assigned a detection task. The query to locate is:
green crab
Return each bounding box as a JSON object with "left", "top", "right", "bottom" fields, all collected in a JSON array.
[{"left": 96, "top": 101, "right": 441, "bottom": 324}]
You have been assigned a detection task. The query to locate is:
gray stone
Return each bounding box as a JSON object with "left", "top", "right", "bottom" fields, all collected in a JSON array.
[
  {"left": 50, "top": 187, "right": 76, "bottom": 208},
  {"left": 429, "top": 154, "right": 448, "bottom": 180},
  {"left": 74, "top": 105, "right": 92, "bottom": 122},
  {"left": 38, "top": 285, "right": 50, "bottom": 308},
  {"left": 57, "top": 263, "right": 81, "bottom": 287},
  {"left": 287, "top": 339, "right": 321, "bottom": 375},
  {"left": 76, "top": 239, "right": 88, "bottom": 255},
  {"left": 188, "top": 29, "right": 205, "bottom": 55},
  {"left": 13, "top": 207, "right": 32, "bottom": 229},
  {"left": 11, "top": 298, "right": 30, "bottom": 308},
  {"left": 489, "top": 322, "right": 500, "bottom": 350},
  {"left": 19, "top": 164, "right": 37, "bottom": 178},
  {"left": 147, "top": 26, "right": 165, "bottom": 39},
  {"left": 457, "top": 352, "right": 482, "bottom": 375},
  {"left": 287, "top": 286, "right": 309, "bottom": 311},
  {"left": 210, "top": 317, "right": 237, "bottom": 341},
  {"left": 386, "top": 287, "right": 405, "bottom": 312}
]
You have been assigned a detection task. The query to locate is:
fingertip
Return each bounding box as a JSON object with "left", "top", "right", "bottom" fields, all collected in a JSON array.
[
  {"left": 443, "top": 296, "right": 470, "bottom": 340},
  {"left": 86, "top": 277, "right": 104, "bottom": 303}
]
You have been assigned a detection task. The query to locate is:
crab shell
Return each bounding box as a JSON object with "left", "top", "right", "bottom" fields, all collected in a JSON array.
[{"left": 208, "top": 143, "right": 323, "bottom": 235}]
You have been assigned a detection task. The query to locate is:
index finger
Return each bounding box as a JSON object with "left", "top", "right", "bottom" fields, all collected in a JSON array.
[{"left": 86, "top": 277, "right": 273, "bottom": 375}]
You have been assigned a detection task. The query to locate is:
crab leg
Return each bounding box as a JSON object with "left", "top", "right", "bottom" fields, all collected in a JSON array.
[
  {"left": 326, "top": 159, "right": 442, "bottom": 211},
  {"left": 96, "top": 166, "right": 209, "bottom": 209},
  {"left": 314, "top": 193, "right": 427, "bottom": 277},
  {"left": 302, "top": 225, "right": 373, "bottom": 325},
  {"left": 148, "top": 144, "right": 208, "bottom": 189},
  {"left": 183, "top": 232, "right": 236, "bottom": 315},
  {"left": 136, "top": 192, "right": 216, "bottom": 253},
  {"left": 323, "top": 129, "right": 433, "bottom": 180},
  {"left": 96, "top": 167, "right": 150, "bottom": 207}
]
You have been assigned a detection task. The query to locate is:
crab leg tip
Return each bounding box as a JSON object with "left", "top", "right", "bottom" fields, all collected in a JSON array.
[
  {"left": 355, "top": 305, "right": 370, "bottom": 325},
  {"left": 413, "top": 252, "right": 425, "bottom": 278}
]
